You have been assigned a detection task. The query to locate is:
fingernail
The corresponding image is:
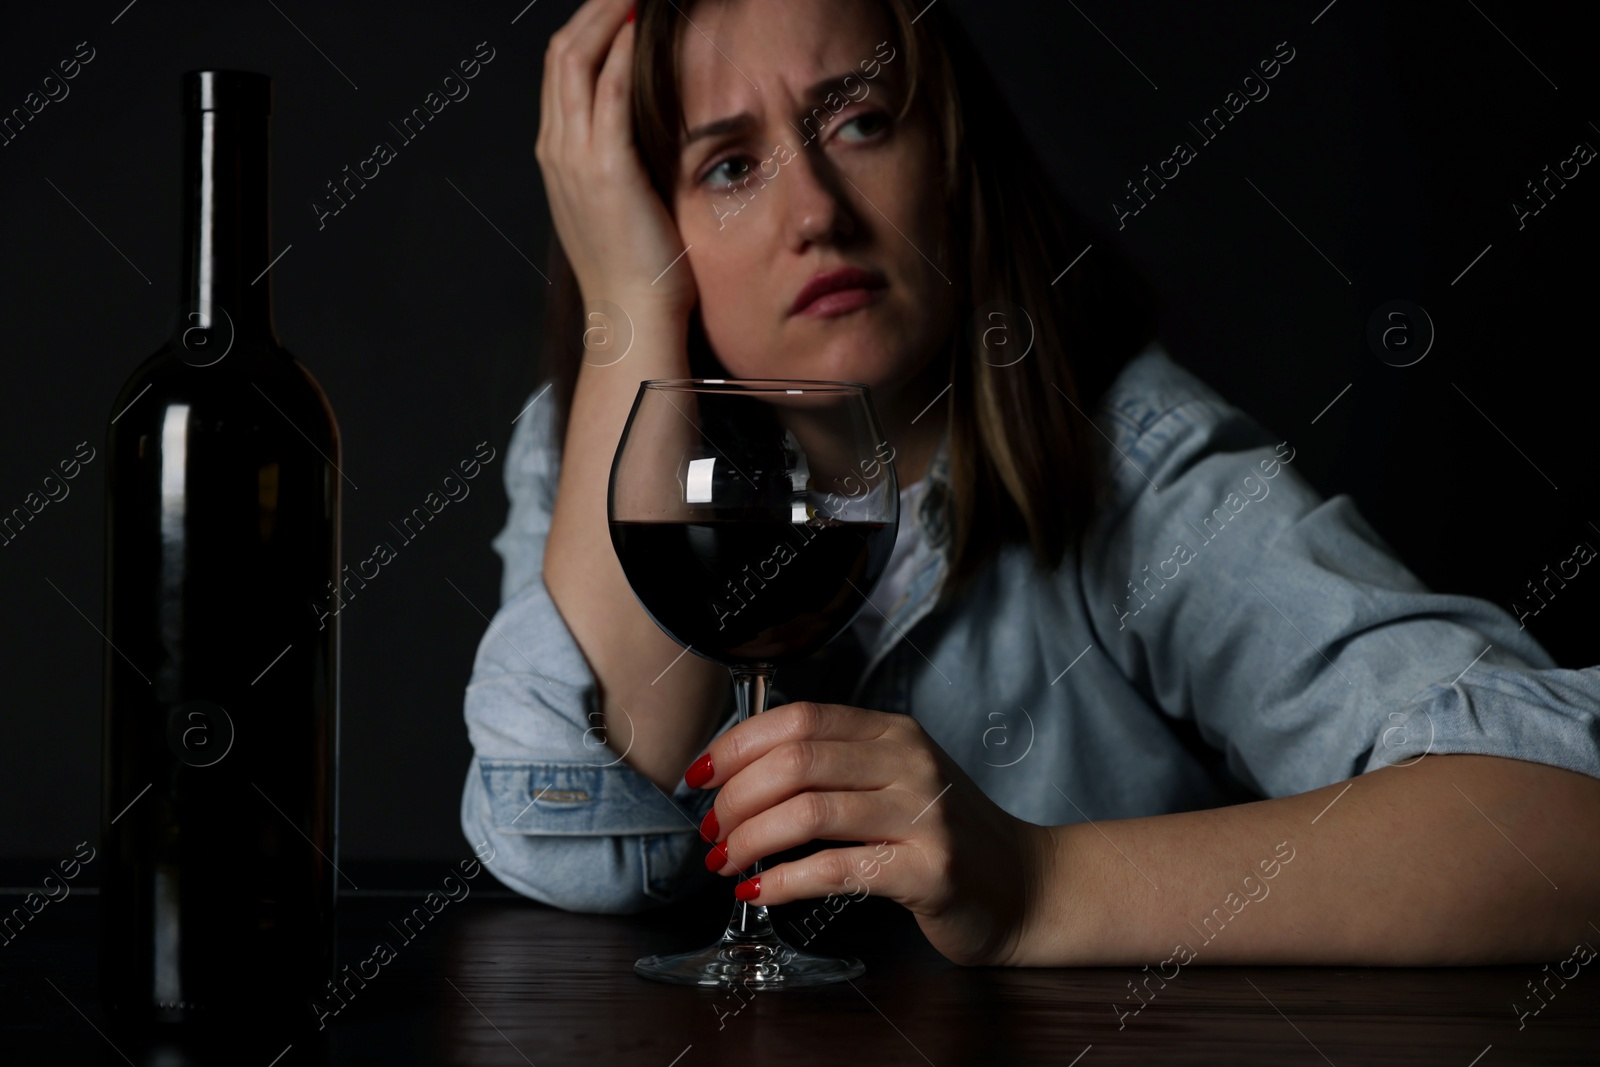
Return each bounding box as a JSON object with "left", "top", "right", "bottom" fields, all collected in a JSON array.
[
  {"left": 734, "top": 876, "right": 760, "bottom": 902},
  {"left": 625, "top": 4, "right": 636, "bottom": 23},
  {"left": 699, "top": 808, "right": 718, "bottom": 843},
  {"left": 704, "top": 841, "right": 728, "bottom": 872},
  {"left": 685, "top": 753, "right": 714, "bottom": 789}
]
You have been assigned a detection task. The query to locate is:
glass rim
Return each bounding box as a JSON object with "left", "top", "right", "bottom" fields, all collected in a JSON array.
[{"left": 641, "top": 377, "right": 869, "bottom": 394}]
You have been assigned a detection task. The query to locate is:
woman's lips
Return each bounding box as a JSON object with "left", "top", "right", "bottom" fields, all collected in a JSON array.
[
  {"left": 789, "top": 267, "right": 888, "bottom": 317},
  {"left": 793, "top": 286, "right": 887, "bottom": 318}
]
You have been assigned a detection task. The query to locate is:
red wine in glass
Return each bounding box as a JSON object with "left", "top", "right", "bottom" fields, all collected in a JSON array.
[
  {"left": 610, "top": 516, "right": 893, "bottom": 665},
  {"left": 608, "top": 379, "right": 898, "bottom": 988}
]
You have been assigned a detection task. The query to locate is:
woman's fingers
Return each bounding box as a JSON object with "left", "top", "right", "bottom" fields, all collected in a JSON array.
[
  {"left": 709, "top": 739, "right": 903, "bottom": 842},
  {"left": 552, "top": 0, "right": 635, "bottom": 149},
  {"left": 590, "top": 11, "right": 635, "bottom": 151},
  {"left": 731, "top": 842, "right": 906, "bottom": 909},
  {"left": 707, "top": 788, "right": 902, "bottom": 877},
  {"left": 540, "top": 0, "right": 610, "bottom": 152},
  {"left": 691, "top": 702, "right": 902, "bottom": 789},
  {"left": 538, "top": 0, "right": 628, "bottom": 158},
  {"left": 535, "top": 0, "right": 694, "bottom": 313}
]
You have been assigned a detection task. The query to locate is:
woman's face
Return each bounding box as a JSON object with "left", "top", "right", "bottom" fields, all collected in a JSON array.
[{"left": 671, "top": 0, "right": 953, "bottom": 397}]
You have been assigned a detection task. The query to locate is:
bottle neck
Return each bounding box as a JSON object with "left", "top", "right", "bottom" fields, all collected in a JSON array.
[{"left": 180, "top": 110, "right": 277, "bottom": 345}]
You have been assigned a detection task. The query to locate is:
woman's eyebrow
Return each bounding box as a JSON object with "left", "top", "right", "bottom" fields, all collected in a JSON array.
[
  {"left": 682, "top": 70, "right": 874, "bottom": 146},
  {"left": 684, "top": 112, "right": 756, "bottom": 146}
]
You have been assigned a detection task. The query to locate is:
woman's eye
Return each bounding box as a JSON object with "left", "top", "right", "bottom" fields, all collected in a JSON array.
[
  {"left": 835, "top": 110, "right": 889, "bottom": 143},
  {"left": 699, "top": 112, "right": 890, "bottom": 188},
  {"left": 703, "top": 155, "right": 754, "bottom": 189}
]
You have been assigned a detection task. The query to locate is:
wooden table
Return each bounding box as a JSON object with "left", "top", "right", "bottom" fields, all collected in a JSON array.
[{"left": 3, "top": 873, "right": 1596, "bottom": 1065}]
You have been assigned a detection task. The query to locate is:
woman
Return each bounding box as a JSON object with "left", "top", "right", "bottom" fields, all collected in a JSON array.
[{"left": 460, "top": 0, "right": 1600, "bottom": 967}]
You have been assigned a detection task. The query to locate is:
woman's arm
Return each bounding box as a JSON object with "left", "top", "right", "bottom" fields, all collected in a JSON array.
[
  {"left": 459, "top": 1, "right": 741, "bottom": 913},
  {"left": 534, "top": 0, "right": 730, "bottom": 790},
  {"left": 687, "top": 698, "right": 1600, "bottom": 966},
  {"left": 1010, "top": 751, "right": 1600, "bottom": 966},
  {"left": 1049, "top": 351, "right": 1600, "bottom": 962},
  {"left": 543, "top": 306, "right": 733, "bottom": 790},
  {"left": 460, "top": 381, "right": 727, "bottom": 913}
]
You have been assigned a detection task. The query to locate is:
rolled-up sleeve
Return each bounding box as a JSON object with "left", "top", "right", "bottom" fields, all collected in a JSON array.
[
  {"left": 460, "top": 381, "right": 728, "bottom": 913},
  {"left": 1081, "top": 358, "right": 1600, "bottom": 800}
]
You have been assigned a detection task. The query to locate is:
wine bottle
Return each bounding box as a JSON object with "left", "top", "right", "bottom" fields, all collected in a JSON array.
[{"left": 100, "top": 70, "right": 341, "bottom": 1028}]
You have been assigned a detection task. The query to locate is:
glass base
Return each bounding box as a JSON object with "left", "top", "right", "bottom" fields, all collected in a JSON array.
[
  {"left": 633, "top": 668, "right": 862, "bottom": 989},
  {"left": 635, "top": 902, "right": 863, "bottom": 989},
  {"left": 635, "top": 940, "right": 864, "bottom": 989}
]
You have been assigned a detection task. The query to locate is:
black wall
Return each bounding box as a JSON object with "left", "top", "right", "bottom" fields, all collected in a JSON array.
[{"left": 1, "top": 0, "right": 1594, "bottom": 870}]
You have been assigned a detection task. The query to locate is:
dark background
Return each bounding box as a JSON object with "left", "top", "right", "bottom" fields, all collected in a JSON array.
[{"left": 1, "top": 0, "right": 1594, "bottom": 875}]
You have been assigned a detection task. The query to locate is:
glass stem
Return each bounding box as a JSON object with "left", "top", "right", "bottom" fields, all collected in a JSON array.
[{"left": 726, "top": 666, "right": 775, "bottom": 942}]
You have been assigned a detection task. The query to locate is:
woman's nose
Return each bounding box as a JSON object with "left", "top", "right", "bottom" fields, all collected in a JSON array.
[{"left": 784, "top": 146, "right": 859, "bottom": 250}]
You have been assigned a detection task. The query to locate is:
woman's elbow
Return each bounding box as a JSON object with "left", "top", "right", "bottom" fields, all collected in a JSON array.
[
  {"left": 470, "top": 829, "right": 659, "bottom": 914},
  {"left": 460, "top": 774, "right": 706, "bottom": 914}
]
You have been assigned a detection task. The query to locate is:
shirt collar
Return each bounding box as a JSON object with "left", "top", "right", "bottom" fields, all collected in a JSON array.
[{"left": 912, "top": 422, "right": 953, "bottom": 550}]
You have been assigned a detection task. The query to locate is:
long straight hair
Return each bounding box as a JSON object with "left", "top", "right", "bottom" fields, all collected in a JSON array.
[{"left": 541, "top": 0, "right": 1159, "bottom": 604}]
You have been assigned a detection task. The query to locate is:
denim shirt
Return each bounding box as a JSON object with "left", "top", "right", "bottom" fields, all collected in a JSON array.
[{"left": 459, "top": 343, "right": 1600, "bottom": 913}]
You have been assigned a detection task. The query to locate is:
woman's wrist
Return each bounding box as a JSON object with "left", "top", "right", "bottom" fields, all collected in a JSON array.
[
  {"left": 1002, "top": 821, "right": 1076, "bottom": 967},
  {"left": 576, "top": 284, "right": 695, "bottom": 338}
]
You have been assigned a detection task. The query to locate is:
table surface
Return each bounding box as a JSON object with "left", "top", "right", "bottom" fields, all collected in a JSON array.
[{"left": 3, "top": 874, "right": 1597, "bottom": 1066}]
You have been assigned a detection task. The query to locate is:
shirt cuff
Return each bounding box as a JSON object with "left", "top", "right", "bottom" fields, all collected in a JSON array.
[
  {"left": 1362, "top": 663, "right": 1600, "bottom": 778},
  {"left": 476, "top": 757, "right": 716, "bottom": 836}
]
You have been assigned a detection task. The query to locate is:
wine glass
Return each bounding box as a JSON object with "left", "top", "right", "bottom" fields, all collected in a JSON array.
[{"left": 608, "top": 378, "right": 899, "bottom": 988}]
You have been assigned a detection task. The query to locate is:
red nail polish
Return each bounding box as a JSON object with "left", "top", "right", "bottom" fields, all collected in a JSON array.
[
  {"left": 734, "top": 876, "right": 760, "bottom": 902},
  {"left": 705, "top": 841, "right": 727, "bottom": 872},
  {"left": 685, "top": 753, "right": 714, "bottom": 789},
  {"left": 625, "top": 4, "right": 636, "bottom": 23},
  {"left": 699, "top": 808, "right": 718, "bottom": 843}
]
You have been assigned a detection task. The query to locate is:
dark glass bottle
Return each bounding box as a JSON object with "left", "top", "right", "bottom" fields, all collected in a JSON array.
[{"left": 100, "top": 70, "right": 340, "bottom": 1029}]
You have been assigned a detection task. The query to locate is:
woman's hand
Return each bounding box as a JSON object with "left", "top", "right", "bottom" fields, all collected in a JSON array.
[
  {"left": 686, "top": 701, "right": 1057, "bottom": 967},
  {"left": 536, "top": 0, "right": 696, "bottom": 318}
]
